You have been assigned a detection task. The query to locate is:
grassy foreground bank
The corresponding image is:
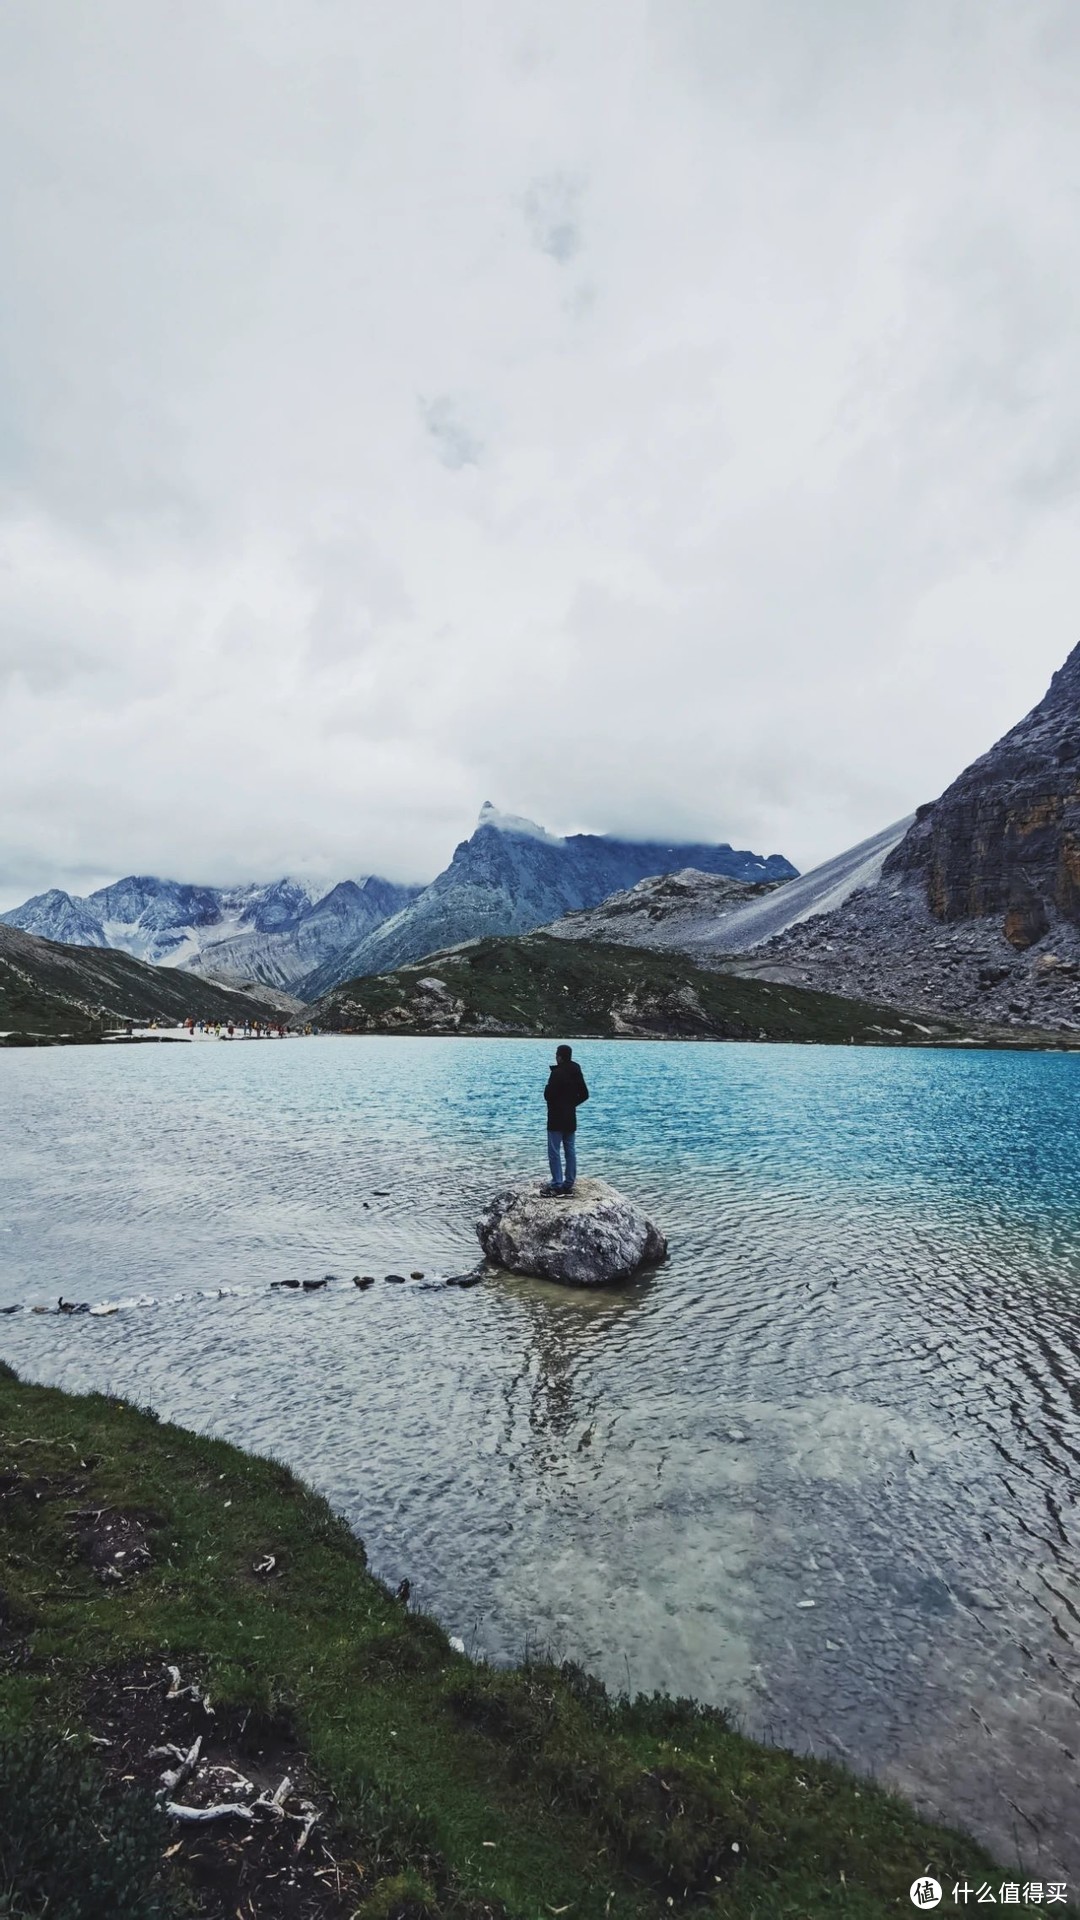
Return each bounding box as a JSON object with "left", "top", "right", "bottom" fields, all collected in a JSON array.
[{"left": 0, "top": 1365, "right": 1009, "bottom": 1919}]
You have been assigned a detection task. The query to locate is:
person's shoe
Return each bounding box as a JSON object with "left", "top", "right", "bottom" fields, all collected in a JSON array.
[
  {"left": 554, "top": 1184, "right": 575, "bottom": 1198},
  {"left": 540, "top": 1182, "right": 562, "bottom": 1196}
]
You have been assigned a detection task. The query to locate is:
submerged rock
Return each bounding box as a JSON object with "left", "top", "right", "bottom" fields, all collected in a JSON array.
[{"left": 476, "top": 1178, "right": 667, "bottom": 1287}]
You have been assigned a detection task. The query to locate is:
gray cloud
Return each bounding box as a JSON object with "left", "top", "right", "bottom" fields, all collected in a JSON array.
[
  {"left": 521, "top": 171, "right": 584, "bottom": 262},
  {"left": 0, "top": 632, "right": 92, "bottom": 695},
  {"left": 1, "top": 1, "right": 1079, "bottom": 904},
  {"left": 421, "top": 396, "right": 485, "bottom": 470}
]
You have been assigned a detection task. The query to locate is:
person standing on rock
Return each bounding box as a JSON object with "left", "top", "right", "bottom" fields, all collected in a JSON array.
[{"left": 543, "top": 1044, "right": 588, "bottom": 1196}]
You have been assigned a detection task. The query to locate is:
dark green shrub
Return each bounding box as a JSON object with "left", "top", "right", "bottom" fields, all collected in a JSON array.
[{"left": 0, "top": 1730, "right": 175, "bottom": 1920}]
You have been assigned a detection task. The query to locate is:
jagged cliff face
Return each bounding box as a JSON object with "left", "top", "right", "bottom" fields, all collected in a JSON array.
[
  {"left": 885, "top": 643, "right": 1080, "bottom": 950},
  {"left": 745, "top": 645, "right": 1080, "bottom": 1029}
]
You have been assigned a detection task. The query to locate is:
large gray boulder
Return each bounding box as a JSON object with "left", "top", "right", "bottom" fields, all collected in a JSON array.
[{"left": 476, "top": 1177, "right": 667, "bottom": 1286}]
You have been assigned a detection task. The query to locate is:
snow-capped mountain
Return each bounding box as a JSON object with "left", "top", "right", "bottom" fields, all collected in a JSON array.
[
  {"left": 187, "top": 878, "right": 421, "bottom": 990},
  {"left": 299, "top": 802, "right": 797, "bottom": 996},
  {"left": 0, "top": 874, "right": 420, "bottom": 991},
  {"left": 2, "top": 888, "right": 112, "bottom": 948},
  {"left": 3, "top": 806, "right": 797, "bottom": 1002}
]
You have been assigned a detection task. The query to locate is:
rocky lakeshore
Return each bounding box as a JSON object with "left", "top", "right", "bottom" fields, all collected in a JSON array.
[{"left": 0, "top": 1362, "right": 1017, "bottom": 1919}]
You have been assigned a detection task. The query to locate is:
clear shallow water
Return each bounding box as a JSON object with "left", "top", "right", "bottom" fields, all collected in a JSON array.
[{"left": 1, "top": 1036, "right": 1079, "bottom": 1881}]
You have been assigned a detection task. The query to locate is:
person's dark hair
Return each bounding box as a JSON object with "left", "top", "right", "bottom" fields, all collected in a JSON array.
[{"left": 556, "top": 1044, "right": 572, "bottom": 1061}]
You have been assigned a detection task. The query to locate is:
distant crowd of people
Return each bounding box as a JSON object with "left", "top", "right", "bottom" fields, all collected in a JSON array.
[{"left": 183, "top": 1016, "right": 293, "bottom": 1039}]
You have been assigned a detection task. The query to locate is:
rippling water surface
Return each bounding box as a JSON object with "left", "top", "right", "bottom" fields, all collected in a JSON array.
[{"left": 2, "top": 1036, "right": 1079, "bottom": 1878}]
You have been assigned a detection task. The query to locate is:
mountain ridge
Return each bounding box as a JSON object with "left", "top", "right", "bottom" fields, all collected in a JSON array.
[
  {"left": 1, "top": 872, "right": 420, "bottom": 991},
  {"left": 1, "top": 806, "right": 798, "bottom": 1004},
  {"left": 299, "top": 806, "right": 797, "bottom": 997},
  {"left": 543, "top": 821, "right": 914, "bottom": 961}
]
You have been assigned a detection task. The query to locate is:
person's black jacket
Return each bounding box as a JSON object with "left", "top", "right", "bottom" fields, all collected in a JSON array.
[{"left": 544, "top": 1060, "right": 589, "bottom": 1133}]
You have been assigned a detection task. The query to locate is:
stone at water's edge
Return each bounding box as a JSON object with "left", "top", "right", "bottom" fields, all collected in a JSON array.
[{"left": 476, "top": 1177, "right": 667, "bottom": 1286}]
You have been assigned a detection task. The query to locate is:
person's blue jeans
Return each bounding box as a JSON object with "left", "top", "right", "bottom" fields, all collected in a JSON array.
[{"left": 547, "top": 1129, "right": 576, "bottom": 1189}]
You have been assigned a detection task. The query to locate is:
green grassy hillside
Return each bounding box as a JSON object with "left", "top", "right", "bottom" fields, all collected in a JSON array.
[
  {"left": 307, "top": 933, "right": 969, "bottom": 1046},
  {"left": 0, "top": 1364, "right": 1020, "bottom": 1920},
  {"left": 0, "top": 923, "right": 275, "bottom": 1042}
]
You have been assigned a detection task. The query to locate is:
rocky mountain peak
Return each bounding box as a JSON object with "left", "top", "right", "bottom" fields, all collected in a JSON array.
[
  {"left": 299, "top": 814, "right": 796, "bottom": 995},
  {"left": 475, "top": 802, "right": 566, "bottom": 844},
  {"left": 885, "top": 643, "right": 1080, "bottom": 949}
]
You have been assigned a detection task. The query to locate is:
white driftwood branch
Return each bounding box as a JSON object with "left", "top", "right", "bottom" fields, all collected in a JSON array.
[
  {"left": 164, "top": 1665, "right": 213, "bottom": 1713},
  {"left": 251, "top": 1772, "right": 292, "bottom": 1818},
  {"left": 211, "top": 1765, "right": 255, "bottom": 1795},
  {"left": 294, "top": 1802, "right": 318, "bottom": 1852},
  {"left": 165, "top": 1799, "right": 254, "bottom": 1824},
  {"left": 159, "top": 1735, "right": 202, "bottom": 1794}
]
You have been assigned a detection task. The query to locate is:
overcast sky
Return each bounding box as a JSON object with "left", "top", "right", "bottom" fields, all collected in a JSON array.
[{"left": 2, "top": 0, "right": 1079, "bottom": 905}]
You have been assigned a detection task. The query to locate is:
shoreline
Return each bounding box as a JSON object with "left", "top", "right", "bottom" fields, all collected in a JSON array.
[
  {"left": 0, "top": 1361, "right": 1048, "bottom": 1919},
  {"left": 7, "top": 1021, "right": 1080, "bottom": 1052}
]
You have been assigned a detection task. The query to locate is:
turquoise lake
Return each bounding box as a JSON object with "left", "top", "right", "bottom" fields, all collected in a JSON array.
[{"left": 1, "top": 1035, "right": 1079, "bottom": 1881}]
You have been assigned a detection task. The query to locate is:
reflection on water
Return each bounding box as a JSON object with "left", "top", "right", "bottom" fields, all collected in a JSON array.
[{"left": 2, "top": 1035, "right": 1080, "bottom": 1880}]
